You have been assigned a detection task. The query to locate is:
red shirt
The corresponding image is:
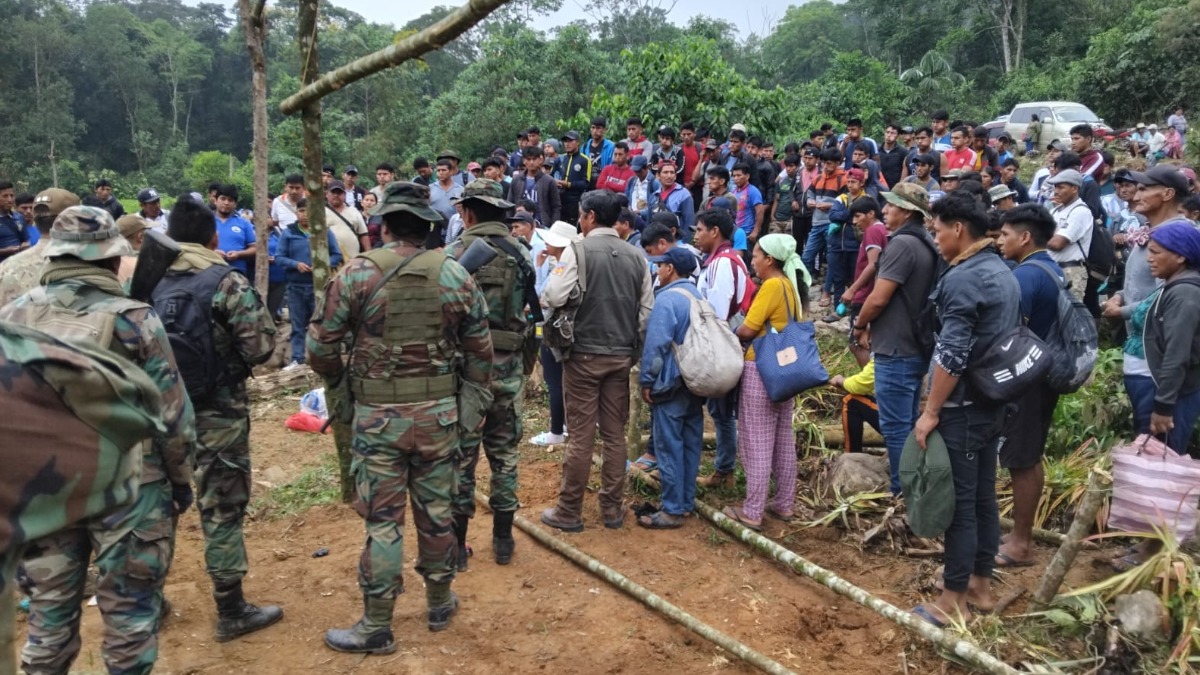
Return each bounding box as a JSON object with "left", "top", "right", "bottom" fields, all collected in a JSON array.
[
  {"left": 852, "top": 222, "right": 889, "bottom": 304},
  {"left": 597, "top": 164, "right": 635, "bottom": 194},
  {"left": 680, "top": 142, "right": 700, "bottom": 186},
  {"left": 943, "top": 147, "right": 976, "bottom": 171}
]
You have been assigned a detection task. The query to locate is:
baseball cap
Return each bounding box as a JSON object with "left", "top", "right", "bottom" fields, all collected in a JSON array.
[
  {"left": 136, "top": 188, "right": 161, "bottom": 204},
  {"left": 1128, "top": 165, "right": 1190, "bottom": 195},
  {"left": 914, "top": 153, "right": 935, "bottom": 166},
  {"left": 631, "top": 156, "right": 650, "bottom": 170},
  {"left": 322, "top": 164, "right": 335, "bottom": 175},
  {"left": 116, "top": 214, "right": 152, "bottom": 239},
  {"left": 343, "top": 165, "right": 358, "bottom": 175},
  {"left": 327, "top": 180, "right": 346, "bottom": 192},
  {"left": 506, "top": 211, "right": 535, "bottom": 226},
  {"left": 32, "top": 188, "right": 81, "bottom": 217},
  {"left": 369, "top": 182, "right": 441, "bottom": 222},
  {"left": 900, "top": 126, "right": 914, "bottom": 134},
  {"left": 467, "top": 162, "right": 482, "bottom": 171},
  {"left": 451, "top": 178, "right": 515, "bottom": 208},
  {"left": 1047, "top": 139, "right": 1066, "bottom": 152},
  {"left": 883, "top": 183, "right": 932, "bottom": 218},
  {"left": 541, "top": 221, "right": 578, "bottom": 248},
  {"left": 988, "top": 184, "right": 1017, "bottom": 202},
  {"left": 1113, "top": 168, "right": 1136, "bottom": 184},
  {"left": 943, "top": 168, "right": 967, "bottom": 180},
  {"left": 560, "top": 131, "right": 581, "bottom": 142},
  {"left": 648, "top": 246, "right": 698, "bottom": 276},
  {"left": 847, "top": 168, "right": 866, "bottom": 181},
  {"left": 705, "top": 139, "right": 720, "bottom": 150},
  {"left": 900, "top": 430, "right": 954, "bottom": 538},
  {"left": 731, "top": 123, "right": 747, "bottom": 132},
  {"left": 1047, "top": 169, "right": 1083, "bottom": 187},
  {"left": 43, "top": 206, "right": 134, "bottom": 261}
]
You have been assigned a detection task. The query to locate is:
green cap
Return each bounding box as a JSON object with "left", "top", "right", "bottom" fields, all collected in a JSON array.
[
  {"left": 368, "top": 181, "right": 443, "bottom": 222},
  {"left": 883, "top": 182, "right": 932, "bottom": 218},
  {"left": 42, "top": 206, "right": 134, "bottom": 261},
  {"left": 900, "top": 429, "right": 955, "bottom": 538},
  {"left": 452, "top": 178, "right": 514, "bottom": 208}
]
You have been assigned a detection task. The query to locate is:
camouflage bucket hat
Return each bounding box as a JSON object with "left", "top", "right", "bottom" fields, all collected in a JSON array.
[
  {"left": 883, "top": 182, "right": 932, "bottom": 218},
  {"left": 369, "top": 181, "right": 443, "bottom": 222},
  {"left": 43, "top": 206, "right": 134, "bottom": 261},
  {"left": 452, "top": 178, "right": 514, "bottom": 209}
]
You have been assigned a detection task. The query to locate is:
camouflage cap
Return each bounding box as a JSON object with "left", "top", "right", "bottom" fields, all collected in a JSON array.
[
  {"left": 452, "top": 178, "right": 515, "bottom": 209},
  {"left": 32, "top": 188, "right": 81, "bottom": 217},
  {"left": 42, "top": 206, "right": 135, "bottom": 261},
  {"left": 883, "top": 182, "right": 932, "bottom": 218},
  {"left": 368, "top": 181, "right": 443, "bottom": 222}
]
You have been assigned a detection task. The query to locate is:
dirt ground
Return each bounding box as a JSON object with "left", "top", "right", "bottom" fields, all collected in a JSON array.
[{"left": 16, "top": 397, "right": 1117, "bottom": 674}]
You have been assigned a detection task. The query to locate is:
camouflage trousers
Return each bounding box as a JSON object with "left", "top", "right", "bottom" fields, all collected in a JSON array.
[
  {"left": 351, "top": 397, "right": 458, "bottom": 598},
  {"left": 194, "top": 411, "right": 252, "bottom": 586},
  {"left": 21, "top": 479, "right": 176, "bottom": 675},
  {"left": 453, "top": 365, "right": 525, "bottom": 519}
]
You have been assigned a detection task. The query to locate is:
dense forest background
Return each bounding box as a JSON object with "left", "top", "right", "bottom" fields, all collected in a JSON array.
[{"left": 1, "top": 0, "right": 1197, "bottom": 200}]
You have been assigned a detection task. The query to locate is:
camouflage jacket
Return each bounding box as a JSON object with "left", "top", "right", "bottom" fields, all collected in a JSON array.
[
  {"left": 0, "top": 278, "right": 196, "bottom": 486},
  {"left": 0, "top": 320, "right": 165, "bottom": 555},
  {"left": 306, "top": 240, "right": 493, "bottom": 392},
  {"left": 171, "top": 244, "right": 277, "bottom": 418},
  {"left": 448, "top": 222, "right": 532, "bottom": 362},
  {"left": 0, "top": 240, "right": 48, "bottom": 307}
]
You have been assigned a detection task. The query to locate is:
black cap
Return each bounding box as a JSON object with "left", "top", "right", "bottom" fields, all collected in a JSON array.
[
  {"left": 560, "top": 131, "right": 581, "bottom": 142},
  {"left": 915, "top": 153, "right": 935, "bottom": 166},
  {"left": 136, "top": 187, "right": 160, "bottom": 203},
  {"left": 506, "top": 211, "right": 536, "bottom": 225},
  {"left": 327, "top": 180, "right": 346, "bottom": 192},
  {"left": 1128, "top": 165, "right": 1190, "bottom": 196},
  {"left": 343, "top": 165, "right": 359, "bottom": 175},
  {"left": 322, "top": 164, "right": 335, "bottom": 174},
  {"left": 1113, "top": 168, "right": 1135, "bottom": 184}
]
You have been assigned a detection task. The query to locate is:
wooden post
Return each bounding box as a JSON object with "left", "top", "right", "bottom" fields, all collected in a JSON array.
[
  {"left": 238, "top": 0, "right": 271, "bottom": 299},
  {"left": 1032, "top": 468, "right": 1111, "bottom": 607}
]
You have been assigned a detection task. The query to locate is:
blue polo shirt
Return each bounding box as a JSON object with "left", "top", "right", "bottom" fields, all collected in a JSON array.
[
  {"left": 215, "top": 213, "right": 256, "bottom": 276},
  {"left": 1013, "top": 250, "right": 1063, "bottom": 340},
  {"left": 0, "top": 211, "right": 30, "bottom": 259}
]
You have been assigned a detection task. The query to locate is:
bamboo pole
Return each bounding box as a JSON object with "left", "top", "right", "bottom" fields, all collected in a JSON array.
[
  {"left": 476, "top": 494, "right": 796, "bottom": 675},
  {"left": 694, "top": 500, "right": 1019, "bottom": 675},
  {"left": 237, "top": 0, "right": 271, "bottom": 300},
  {"left": 627, "top": 369, "right": 642, "bottom": 459},
  {"left": 1032, "top": 468, "right": 1111, "bottom": 607}
]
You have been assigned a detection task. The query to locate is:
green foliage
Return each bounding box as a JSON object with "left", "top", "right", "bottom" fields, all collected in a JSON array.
[
  {"left": 761, "top": 1, "right": 856, "bottom": 85},
  {"left": 790, "top": 52, "right": 909, "bottom": 132},
  {"left": 1045, "top": 349, "right": 1132, "bottom": 457}
]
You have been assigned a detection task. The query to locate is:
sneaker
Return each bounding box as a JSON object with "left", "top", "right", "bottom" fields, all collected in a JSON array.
[
  {"left": 530, "top": 431, "right": 566, "bottom": 446},
  {"left": 282, "top": 361, "right": 303, "bottom": 372}
]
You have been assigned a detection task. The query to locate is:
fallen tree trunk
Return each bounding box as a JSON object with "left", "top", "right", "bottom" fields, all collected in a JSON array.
[
  {"left": 1032, "top": 468, "right": 1111, "bottom": 607},
  {"left": 817, "top": 424, "right": 884, "bottom": 448},
  {"left": 477, "top": 494, "right": 796, "bottom": 675},
  {"left": 248, "top": 364, "right": 320, "bottom": 401},
  {"left": 997, "top": 517, "right": 1095, "bottom": 549}
]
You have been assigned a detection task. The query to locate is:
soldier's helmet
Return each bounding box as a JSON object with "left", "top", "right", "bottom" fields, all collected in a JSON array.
[
  {"left": 42, "top": 206, "right": 134, "bottom": 261},
  {"left": 369, "top": 182, "right": 443, "bottom": 223},
  {"left": 451, "top": 178, "right": 514, "bottom": 209}
]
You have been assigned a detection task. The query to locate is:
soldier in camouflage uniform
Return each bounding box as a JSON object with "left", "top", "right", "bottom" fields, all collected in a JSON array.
[
  {"left": 0, "top": 188, "right": 80, "bottom": 307},
  {"left": 0, "top": 206, "right": 196, "bottom": 675},
  {"left": 446, "top": 179, "right": 534, "bottom": 569},
  {"left": 307, "top": 182, "right": 493, "bottom": 654},
  {"left": 155, "top": 197, "right": 281, "bottom": 641}
]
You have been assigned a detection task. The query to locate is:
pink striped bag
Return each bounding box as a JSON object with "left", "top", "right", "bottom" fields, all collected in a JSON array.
[{"left": 1107, "top": 434, "right": 1200, "bottom": 543}]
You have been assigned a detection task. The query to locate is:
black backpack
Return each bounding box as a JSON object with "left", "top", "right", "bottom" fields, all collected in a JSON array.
[
  {"left": 1023, "top": 260, "right": 1098, "bottom": 393},
  {"left": 892, "top": 229, "right": 945, "bottom": 360},
  {"left": 1066, "top": 202, "right": 1115, "bottom": 282},
  {"left": 152, "top": 265, "right": 236, "bottom": 403}
]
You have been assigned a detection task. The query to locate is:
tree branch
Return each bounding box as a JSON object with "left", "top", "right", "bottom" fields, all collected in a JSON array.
[
  {"left": 252, "top": 0, "right": 266, "bottom": 23},
  {"left": 278, "top": 0, "right": 512, "bottom": 115}
]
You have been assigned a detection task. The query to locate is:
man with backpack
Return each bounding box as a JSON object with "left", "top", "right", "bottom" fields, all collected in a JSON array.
[
  {"left": 637, "top": 247, "right": 709, "bottom": 529},
  {"left": 0, "top": 206, "right": 196, "bottom": 675},
  {"left": 852, "top": 183, "right": 939, "bottom": 495},
  {"left": 1045, "top": 170, "right": 1093, "bottom": 302},
  {"left": 153, "top": 198, "right": 282, "bottom": 643},
  {"left": 693, "top": 208, "right": 753, "bottom": 488},
  {"left": 994, "top": 204, "right": 1068, "bottom": 567},
  {"left": 446, "top": 180, "right": 536, "bottom": 570}
]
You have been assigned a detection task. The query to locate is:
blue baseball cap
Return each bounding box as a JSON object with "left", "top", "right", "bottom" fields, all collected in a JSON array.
[
  {"left": 648, "top": 247, "right": 697, "bottom": 276},
  {"left": 631, "top": 155, "right": 650, "bottom": 170}
]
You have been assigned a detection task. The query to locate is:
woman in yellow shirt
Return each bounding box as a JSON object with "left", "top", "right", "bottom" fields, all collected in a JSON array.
[{"left": 723, "top": 234, "right": 810, "bottom": 531}]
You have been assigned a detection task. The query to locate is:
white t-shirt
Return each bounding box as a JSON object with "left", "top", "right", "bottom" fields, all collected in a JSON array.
[
  {"left": 326, "top": 206, "right": 367, "bottom": 258},
  {"left": 1049, "top": 199, "right": 1093, "bottom": 264},
  {"left": 1148, "top": 132, "right": 1167, "bottom": 155},
  {"left": 271, "top": 196, "right": 299, "bottom": 228},
  {"left": 698, "top": 248, "right": 749, "bottom": 324}
]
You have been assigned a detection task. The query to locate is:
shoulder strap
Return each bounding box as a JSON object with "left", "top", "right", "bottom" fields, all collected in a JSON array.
[
  {"left": 1023, "top": 258, "right": 1066, "bottom": 289},
  {"left": 329, "top": 207, "right": 354, "bottom": 229},
  {"left": 347, "top": 249, "right": 439, "bottom": 357},
  {"left": 571, "top": 239, "right": 587, "bottom": 294}
]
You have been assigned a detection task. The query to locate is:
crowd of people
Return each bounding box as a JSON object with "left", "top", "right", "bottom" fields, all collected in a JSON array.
[{"left": 1, "top": 106, "right": 1199, "bottom": 668}]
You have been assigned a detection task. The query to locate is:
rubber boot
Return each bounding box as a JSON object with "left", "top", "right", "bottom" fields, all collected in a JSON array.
[
  {"left": 492, "top": 511, "right": 515, "bottom": 565},
  {"left": 453, "top": 515, "right": 470, "bottom": 572},
  {"left": 214, "top": 579, "right": 284, "bottom": 642},
  {"left": 426, "top": 582, "right": 459, "bottom": 632},
  {"left": 324, "top": 596, "right": 396, "bottom": 655}
]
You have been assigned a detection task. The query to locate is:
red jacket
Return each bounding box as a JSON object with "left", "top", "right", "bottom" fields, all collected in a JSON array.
[{"left": 598, "top": 164, "right": 636, "bottom": 194}]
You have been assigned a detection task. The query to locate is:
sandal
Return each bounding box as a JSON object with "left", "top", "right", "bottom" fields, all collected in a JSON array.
[
  {"left": 637, "top": 511, "right": 684, "bottom": 530},
  {"left": 1110, "top": 554, "right": 1146, "bottom": 573},
  {"left": 818, "top": 296, "right": 832, "bottom": 308},
  {"left": 765, "top": 506, "right": 795, "bottom": 522},
  {"left": 994, "top": 552, "right": 1035, "bottom": 568},
  {"left": 911, "top": 604, "right": 948, "bottom": 628},
  {"left": 628, "top": 455, "right": 658, "bottom": 472},
  {"left": 721, "top": 506, "right": 762, "bottom": 532}
]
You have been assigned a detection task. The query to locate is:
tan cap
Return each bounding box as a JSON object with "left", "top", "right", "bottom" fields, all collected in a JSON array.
[
  {"left": 33, "top": 188, "right": 81, "bottom": 217},
  {"left": 116, "top": 214, "right": 152, "bottom": 239}
]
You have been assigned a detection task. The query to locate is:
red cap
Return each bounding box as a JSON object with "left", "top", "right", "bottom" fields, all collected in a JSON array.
[{"left": 847, "top": 168, "right": 866, "bottom": 181}]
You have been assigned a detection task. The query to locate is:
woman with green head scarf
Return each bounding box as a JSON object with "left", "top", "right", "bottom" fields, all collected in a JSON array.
[{"left": 722, "top": 233, "right": 812, "bottom": 531}]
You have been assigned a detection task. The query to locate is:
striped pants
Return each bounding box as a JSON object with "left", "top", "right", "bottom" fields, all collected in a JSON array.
[{"left": 737, "top": 361, "right": 797, "bottom": 520}]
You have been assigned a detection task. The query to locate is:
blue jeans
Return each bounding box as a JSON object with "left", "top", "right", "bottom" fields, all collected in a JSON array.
[
  {"left": 939, "top": 404, "right": 1004, "bottom": 593},
  {"left": 823, "top": 250, "right": 856, "bottom": 299},
  {"left": 541, "top": 343, "right": 565, "bottom": 435},
  {"left": 653, "top": 388, "right": 705, "bottom": 515},
  {"left": 287, "top": 284, "right": 315, "bottom": 364},
  {"left": 874, "top": 353, "right": 928, "bottom": 494},
  {"left": 1024, "top": 140, "right": 1034, "bottom": 155},
  {"left": 707, "top": 397, "right": 738, "bottom": 474},
  {"left": 801, "top": 223, "right": 827, "bottom": 274},
  {"left": 1125, "top": 374, "right": 1200, "bottom": 456}
]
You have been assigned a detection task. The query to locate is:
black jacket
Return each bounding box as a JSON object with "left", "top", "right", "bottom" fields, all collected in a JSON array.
[
  {"left": 507, "top": 172, "right": 561, "bottom": 227},
  {"left": 1145, "top": 271, "right": 1200, "bottom": 415}
]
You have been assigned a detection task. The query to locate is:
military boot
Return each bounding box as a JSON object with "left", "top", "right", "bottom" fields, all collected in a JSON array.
[
  {"left": 492, "top": 511, "right": 515, "bottom": 565},
  {"left": 426, "top": 582, "right": 459, "bottom": 632},
  {"left": 213, "top": 579, "right": 284, "bottom": 642},
  {"left": 324, "top": 596, "right": 396, "bottom": 654},
  {"left": 453, "top": 515, "right": 471, "bottom": 572}
]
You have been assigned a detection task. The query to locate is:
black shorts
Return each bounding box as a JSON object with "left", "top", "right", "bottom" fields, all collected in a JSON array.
[
  {"left": 997, "top": 384, "right": 1060, "bottom": 469},
  {"left": 847, "top": 302, "right": 864, "bottom": 346}
]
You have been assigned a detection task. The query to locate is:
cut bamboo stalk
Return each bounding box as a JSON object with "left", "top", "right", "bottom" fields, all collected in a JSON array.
[
  {"left": 695, "top": 500, "right": 1019, "bottom": 675},
  {"left": 475, "top": 494, "right": 796, "bottom": 675},
  {"left": 1032, "top": 468, "right": 1111, "bottom": 607},
  {"left": 997, "top": 517, "right": 1095, "bottom": 549}
]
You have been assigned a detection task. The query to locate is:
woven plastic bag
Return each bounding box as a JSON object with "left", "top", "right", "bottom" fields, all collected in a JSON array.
[{"left": 1107, "top": 434, "right": 1200, "bottom": 543}]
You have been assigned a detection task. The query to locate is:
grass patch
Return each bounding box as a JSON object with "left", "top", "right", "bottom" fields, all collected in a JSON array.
[{"left": 251, "top": 452, "right": 341, "bottom": 518}]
